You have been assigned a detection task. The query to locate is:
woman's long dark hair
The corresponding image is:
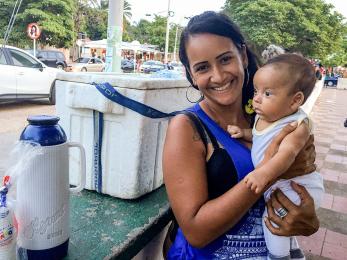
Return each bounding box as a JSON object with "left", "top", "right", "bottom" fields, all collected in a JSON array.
[{"left": 179, "top": 11, "right": 258, "bottom": 114}]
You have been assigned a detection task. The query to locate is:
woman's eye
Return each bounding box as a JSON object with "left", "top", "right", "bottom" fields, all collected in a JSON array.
[
  {"left": 221, "top": 56, "right": 232, "bottom": 64},
  {"left": 195, "top": 65, "right": 208, "bottom": 72}
]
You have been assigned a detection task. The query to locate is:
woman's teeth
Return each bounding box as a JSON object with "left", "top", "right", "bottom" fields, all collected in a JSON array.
[{"left": 213, "top": 85, "right": 229, "bottom": 91}]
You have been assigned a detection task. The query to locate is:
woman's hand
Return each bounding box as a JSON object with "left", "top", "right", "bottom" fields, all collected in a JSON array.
[
  {"left": 264, "top": 181, "right": 319, "bottom": 236},
  {"left": 281, "top": 135, "right": 316, "bottom": 179}
]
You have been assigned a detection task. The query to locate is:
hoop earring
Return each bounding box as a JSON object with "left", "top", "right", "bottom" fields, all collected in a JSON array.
[
  {"left": 244, "top": 68, "right": 249, "bottom": 87},
  {"left": 186, "top": 85, "right": 204, "bottom": 103}
]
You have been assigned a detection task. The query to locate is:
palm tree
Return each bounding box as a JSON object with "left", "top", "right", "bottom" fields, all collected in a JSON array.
[{"left": 100, "top": 0, "right": 132, "bottom": 23}]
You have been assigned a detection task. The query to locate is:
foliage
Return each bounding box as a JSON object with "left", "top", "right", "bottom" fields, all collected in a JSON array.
[
  {"left": 129, "top": 15, "right": 182, "bottom": 52},
  {"left": 74, "top": 0, "right": 132, "bottom": 41},
  {"left": 0, "top": 0, "right": 75, "bottom": 48},
  {"left": 223, "top": 0, "right": 347, "bottom": 65}
]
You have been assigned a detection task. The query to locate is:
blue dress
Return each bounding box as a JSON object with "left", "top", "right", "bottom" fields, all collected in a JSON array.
[{"left": 167, "top": 104, "right": 268, "bottom": 259}]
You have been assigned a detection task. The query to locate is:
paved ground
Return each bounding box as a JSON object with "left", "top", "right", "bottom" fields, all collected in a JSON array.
[
  {"left": 0, "top": 101, "right": 55, "bottom": 176},
  {"left": 297, "top": 87, "right": 347, "bottom": 260}
]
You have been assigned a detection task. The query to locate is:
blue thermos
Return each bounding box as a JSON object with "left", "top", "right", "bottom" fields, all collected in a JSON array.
[{"left": 16, "top": 115, "right": 86, "bottom": 259}]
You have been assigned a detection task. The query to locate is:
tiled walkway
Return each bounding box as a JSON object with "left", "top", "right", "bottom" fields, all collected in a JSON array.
[{"left": 297, "top": 88, "right": 347, "bottom": 260}]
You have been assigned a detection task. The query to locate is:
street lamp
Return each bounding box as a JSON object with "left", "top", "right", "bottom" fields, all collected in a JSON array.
[
  {"left": 164, "top": 0, "right": 171, "bottom": 64},
  {"left": 173, "top": 17, "right": 190, "bottom": 62},
  {"left": 145, "top": 1, "right": 174, "bottom": 64}
]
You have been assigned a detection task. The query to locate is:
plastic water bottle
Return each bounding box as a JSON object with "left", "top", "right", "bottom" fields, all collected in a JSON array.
[{"left": 0, "top": 186, "right": 16, "bottom": 260}]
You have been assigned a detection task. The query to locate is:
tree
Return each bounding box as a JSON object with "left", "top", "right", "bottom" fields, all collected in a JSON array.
[
  {"left": 0, "top": 0, "right": 75, "bottom": 48},
  {"left": 80, "top": 0, "right": 132, "bottom": 41},
  {"left": 131, "top": 15, "right": 181, "bottom": 52},
  {"left": 223, "top": 0, "right": 347, "bottom": 64}
]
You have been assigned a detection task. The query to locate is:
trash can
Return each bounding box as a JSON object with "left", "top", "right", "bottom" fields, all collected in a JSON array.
[{"left": 55, "top": 72, "right": 197, "bottom": 199}]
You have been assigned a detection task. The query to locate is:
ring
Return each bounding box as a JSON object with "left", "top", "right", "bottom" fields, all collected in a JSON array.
[{"left": 276, "top": 207, "right": 288, "bottom": 219}]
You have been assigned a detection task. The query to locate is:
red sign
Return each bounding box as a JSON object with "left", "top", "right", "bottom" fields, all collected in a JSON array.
[{"left": 27, "top": 23, "right": 41, "bottom": 40}]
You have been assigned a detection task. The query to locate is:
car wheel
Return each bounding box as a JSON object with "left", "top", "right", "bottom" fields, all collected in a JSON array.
[
  {"left": 57, "top": 64, "right": 64, "bottom": 70},
  {"left": 49, "top": 84, "right": 56, "bottom": 105},
  {"left": 81, "top": 67, "right": 87, "bottom": 72}
]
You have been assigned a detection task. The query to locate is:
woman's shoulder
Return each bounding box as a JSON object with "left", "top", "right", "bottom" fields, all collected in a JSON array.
[{"left": 166, "top": 113, "right": 207, "bottom": 154}]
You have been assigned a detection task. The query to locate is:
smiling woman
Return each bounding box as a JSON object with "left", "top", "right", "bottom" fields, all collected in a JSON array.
[{"left": 162, "top": 11, "right": 320, "bottom": 260}]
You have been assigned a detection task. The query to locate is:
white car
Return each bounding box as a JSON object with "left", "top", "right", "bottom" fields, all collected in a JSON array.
[
  {"left": 140, "top": 60, "right": 165, "bottom": 73},
  {"left": 66, "top": 57, "right": 105, "bottom": 72},
  {"left": 0, "top": 45, "right": 58, "bottom": 104}
]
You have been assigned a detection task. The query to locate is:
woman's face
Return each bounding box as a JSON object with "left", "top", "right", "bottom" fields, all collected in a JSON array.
[{"left": 186, "top": 33, "right": 248, "bottom": 107}]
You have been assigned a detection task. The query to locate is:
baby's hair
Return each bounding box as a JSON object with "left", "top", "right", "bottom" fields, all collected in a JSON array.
[{"left": 264, "top": 53, "right": 316, "bottom": 103}]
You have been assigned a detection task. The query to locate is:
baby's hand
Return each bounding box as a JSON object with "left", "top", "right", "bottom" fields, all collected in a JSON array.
[
  {"left": 227, "top": 125, "right": 243, "bottom": 138},
  {"left": 244, "top": 170, "right": 268, "bottom": 194}
]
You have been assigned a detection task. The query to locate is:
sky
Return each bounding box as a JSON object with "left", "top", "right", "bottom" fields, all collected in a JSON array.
[{"left": 127, "top": 0, "right": 347, "bottom": 25}]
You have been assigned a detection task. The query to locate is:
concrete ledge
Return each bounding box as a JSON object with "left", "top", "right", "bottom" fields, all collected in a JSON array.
[{"left": 301, "top": 79, "right": 324, "bottom": 115}]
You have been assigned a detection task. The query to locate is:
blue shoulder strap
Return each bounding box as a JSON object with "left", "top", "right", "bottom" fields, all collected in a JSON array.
[{"left": 190, "top": 104, "right": 254, "bottom": 181}]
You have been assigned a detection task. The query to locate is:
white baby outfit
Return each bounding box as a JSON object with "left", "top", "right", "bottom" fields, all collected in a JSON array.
[{"left": 251, "top": 108, "right": 324, "bottom": 259}]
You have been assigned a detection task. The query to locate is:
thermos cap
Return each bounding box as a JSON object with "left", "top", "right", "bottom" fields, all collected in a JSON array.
[
  {"left": 27, "top": 115, "right": 60, "bottom": 126},
  {"left": 20, "top": 115, "right": 66, "bottom": 146}
]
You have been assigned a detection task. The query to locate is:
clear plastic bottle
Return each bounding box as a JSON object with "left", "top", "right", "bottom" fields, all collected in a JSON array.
[{"left": 0, "top": 186, "right": 16, "bottom": 260}]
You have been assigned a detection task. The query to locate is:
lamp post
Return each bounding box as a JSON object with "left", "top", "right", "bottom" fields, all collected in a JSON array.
[
  {"left": 173, "top": 17, "right": 190, "bottom": 62},
  {"left": 145, "top": 1, "right": 174, "bottom": 64},
  {"left": 164, "top": 0, "right": 171, "bottom": 64}
]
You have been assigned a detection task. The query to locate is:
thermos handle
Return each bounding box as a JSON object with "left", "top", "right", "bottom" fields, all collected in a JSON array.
[{"left": 68, "top": 142, "right": 86, "bottom": 193}]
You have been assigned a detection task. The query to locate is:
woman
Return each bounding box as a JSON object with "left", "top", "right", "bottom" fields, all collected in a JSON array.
[{"left": 163, "top": 11, "right": 318, "bottom": 259}]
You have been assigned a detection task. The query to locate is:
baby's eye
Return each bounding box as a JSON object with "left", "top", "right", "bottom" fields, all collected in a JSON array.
[
  {"left": 253, "top": 88, "right": 258, "bottom": 95},
  {"left": 265, "top": 90, "right": 272, "bottom": 97}
]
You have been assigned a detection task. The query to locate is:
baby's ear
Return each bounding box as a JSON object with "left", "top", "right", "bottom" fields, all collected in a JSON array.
[{"left": 292, "top": 91, "right": 304, "bottom": 107}]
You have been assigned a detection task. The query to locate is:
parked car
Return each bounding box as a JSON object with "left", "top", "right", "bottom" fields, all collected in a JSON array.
[
  {"left": 121, "top": 59, "right": 136, "bottom": 72},
  {"left": 0, "top": 45, "right": 59, "bottom": 105},
  {"left": 140, "top": 60, "right": 165, "bottom": 73},
  {"left": 169, "top": 62, "right": 184, "bottom": 73},
  {"left": 27, "top": 49, "right": 67, "bottom": 70},
  {"left": 66, "top": 57, "right": 105, "bottom": 72}
]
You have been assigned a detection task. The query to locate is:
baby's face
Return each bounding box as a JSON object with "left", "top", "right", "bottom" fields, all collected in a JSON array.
[{"left": 252, "top": 66, "right": 299, "bottom": 123}]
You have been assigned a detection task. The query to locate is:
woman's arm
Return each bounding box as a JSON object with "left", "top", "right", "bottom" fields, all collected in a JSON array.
[{"left": 163, "top": 114, "right": 262, "bottom": 247}]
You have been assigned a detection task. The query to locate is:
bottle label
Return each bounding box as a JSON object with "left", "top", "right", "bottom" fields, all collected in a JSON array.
[{"left": 0, "top": 208, "right": 14, "bottom": 247}]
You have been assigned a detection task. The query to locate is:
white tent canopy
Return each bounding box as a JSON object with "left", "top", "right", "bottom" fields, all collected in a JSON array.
[{"left": 84, "top": 39, "right": 161, "bottom": 53}]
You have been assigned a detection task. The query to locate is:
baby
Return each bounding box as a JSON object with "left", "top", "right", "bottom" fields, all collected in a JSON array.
[{"left": 228, "top": 53, "right": 324, "bottom": 259}]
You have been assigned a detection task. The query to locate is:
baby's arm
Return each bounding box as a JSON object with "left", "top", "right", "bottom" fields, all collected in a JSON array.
[
  {"left": 227, "top": 125, "right": 253, "bottom": 141},
  {"left": 244, "top": 122, "right": 310, "bottom": 194}
]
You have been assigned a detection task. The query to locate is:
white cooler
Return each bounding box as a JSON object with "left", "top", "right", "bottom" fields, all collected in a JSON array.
[{"left": 55, "top": 72, "right": 197, "bottom": 199}]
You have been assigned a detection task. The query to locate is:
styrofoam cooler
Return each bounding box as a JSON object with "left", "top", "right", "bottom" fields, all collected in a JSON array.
[{"left": 55, "top": 73, "right": 196, "bottom": 199}]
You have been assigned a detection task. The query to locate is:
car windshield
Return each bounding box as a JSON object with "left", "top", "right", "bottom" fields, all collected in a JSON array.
[{"left": 74, "top": 58, "right": 89, "bottom": 63}]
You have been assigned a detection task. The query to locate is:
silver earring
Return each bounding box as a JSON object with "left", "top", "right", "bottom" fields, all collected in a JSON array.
[
  {"left": 186, "top": 85, "right": 204, "bottom": 103},
  {"left": 244, "top": 68, "right": 250, "bottom": 87}
]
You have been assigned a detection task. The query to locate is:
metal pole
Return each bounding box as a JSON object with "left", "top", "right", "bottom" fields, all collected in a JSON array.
[
  {"left": 164, "top": 0, "right": 171, "bottom": 64},
  {"left": 106, "top": 0, "right": 124, "bottom": 73},
  {"left": 33, "top": 39, "right": 36, "bottom": 57},
  {"left": 173, "top": 26, "right": 178, "bottom": 62}
]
